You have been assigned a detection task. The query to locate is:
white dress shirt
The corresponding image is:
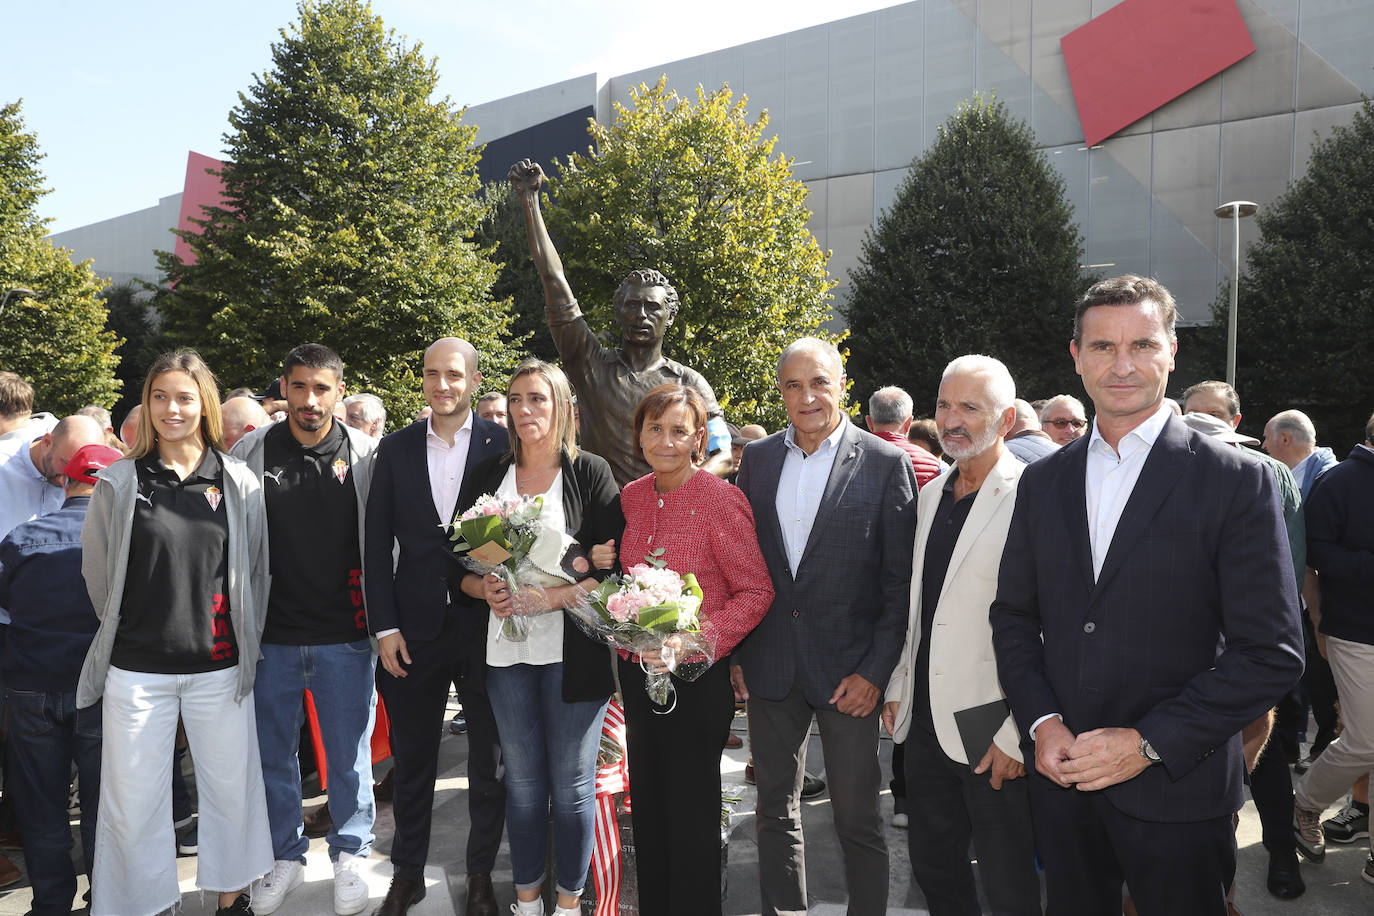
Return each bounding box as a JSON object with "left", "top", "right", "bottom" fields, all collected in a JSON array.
[
  {"left": 775, "top": 421, "right": 846, "bottom": 577},
  {"left": 1084, "top": 402, "right": 1173, "bottom": 580},
  {"left": 426, "top": 409, "right": 474, "bottom": 526}
]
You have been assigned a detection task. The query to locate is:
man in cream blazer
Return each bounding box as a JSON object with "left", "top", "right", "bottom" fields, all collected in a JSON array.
[{"left": 883, "top": 355, "right": 1041, "bottom": 915}]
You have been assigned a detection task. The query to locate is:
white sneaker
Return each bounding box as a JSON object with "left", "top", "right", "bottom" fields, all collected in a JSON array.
[
  {"left": 511, "top": 900, "right": 545, "bottom": 915},
  {"left": 252, "top": 859, "right": 304, "bottom": 915},
  {"left": 333, "top": 851, "right": 369, "bottom": 916}
]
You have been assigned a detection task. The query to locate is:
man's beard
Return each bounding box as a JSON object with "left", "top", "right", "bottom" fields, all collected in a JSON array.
[
  {"left": 941, "top": 423, "right": 999, "bottom": 461},
  {"left": 292, "top": 407, "right": 328, "bottom": 431}
]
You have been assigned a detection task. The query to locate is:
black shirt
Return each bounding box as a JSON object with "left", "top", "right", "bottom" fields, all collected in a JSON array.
[
  {"left": 261, "top": 419, "right": 366, "bottom": 645},
  {"left": 913, "top": 469, "right": 977, "bottom": 736},
  {"left": 113, "top": 448, "right": 237, "bottom": 674}
]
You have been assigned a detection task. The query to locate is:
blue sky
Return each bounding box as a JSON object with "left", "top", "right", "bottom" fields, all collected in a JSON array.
[{"left": 2, "top": 0, "right": 891, "bottom": 234}]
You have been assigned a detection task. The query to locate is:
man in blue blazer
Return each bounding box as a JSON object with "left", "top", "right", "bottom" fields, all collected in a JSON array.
[
  {"left": 733, "top": 337, "right": 918, "bottom": 916},
  {"left": 990, "top": 276, "right": 1305, "bottom": 915},
  {"left": 364, "top": 338, "right": 509, "bottom": 916}
]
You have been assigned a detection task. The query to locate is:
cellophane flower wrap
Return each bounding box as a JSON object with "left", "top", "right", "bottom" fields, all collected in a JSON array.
[
  {"left": 566, "top": 550, "right": 715, "bottom": 710},
  {"left": 450, "top": 493, "right": 545, "bottom": 641}
]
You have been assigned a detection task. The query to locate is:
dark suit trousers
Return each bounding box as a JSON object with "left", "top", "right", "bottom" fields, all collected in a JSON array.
[
  {"left": 748, "top": 681, "right": 887, "bottom": 916},
  {"left": 377, "top": 609, "right": 505, "bottom": 879},
  {"left": 902, "top": 726, "right": 1040, "bottom": 916},
  {"left": 1027, "top": 774, "right": 1235, "bottom": 916},
  {"left": 1249, "top": 692, "right": 1299, "bottom": 856},
  {"left": 619, "top": 658, "right": 734, "bottom": 916}
]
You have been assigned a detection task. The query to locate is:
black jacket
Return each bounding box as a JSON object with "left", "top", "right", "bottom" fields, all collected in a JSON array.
[
  {"left": 1306, "top": 445, "right": 1374, "bottom": 646},
  {"left": 465, "top": 448, "right": 624, "bottom": 702}
]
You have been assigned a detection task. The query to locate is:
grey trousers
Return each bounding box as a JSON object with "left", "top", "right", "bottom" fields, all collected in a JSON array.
[
  {"left": 1295, "top": 635, "right": 1374, "bottom": 812},
  {"left": 748, "top": 680, "right": 888, "bottom": 916}
]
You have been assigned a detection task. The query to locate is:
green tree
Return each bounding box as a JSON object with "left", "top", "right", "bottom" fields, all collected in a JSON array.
[
  {"left": 156, "top": 0, "right": 520, "bottom": 426},
  {"left": 103, "top": 282, "right": 164, "bottom": 417},
  {"left": 1196, "top": 97, "right": 1374, "bottom": 451},
  {"left": 843, "top": 94, "right": 1090, "bottom": 411},
  {"left": 543, "top": 78, "right": 836, "bottom": 429},
  {"left": 473, "top": 181, "right": 558, "bottom": 364},
  {"left": 0, "top": 100, "right": 121, "bottom": 413}
]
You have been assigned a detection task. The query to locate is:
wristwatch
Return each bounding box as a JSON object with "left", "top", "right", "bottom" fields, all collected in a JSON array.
[{"left": 1138, "top": 735, "right": 1161, "bottom": 763}]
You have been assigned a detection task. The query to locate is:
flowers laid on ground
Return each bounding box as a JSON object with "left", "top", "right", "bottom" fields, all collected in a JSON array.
[
  {"left": 450, "top": 494, "right": 544, "bottom": 641},
  {"left": 567, "top": 549, "right": 714, "bottom": 710}
]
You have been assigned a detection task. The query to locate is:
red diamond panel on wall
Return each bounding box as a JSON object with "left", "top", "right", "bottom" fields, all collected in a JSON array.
[{"left": 1062, "top": 0, "right": 1255, "bottom": 147}]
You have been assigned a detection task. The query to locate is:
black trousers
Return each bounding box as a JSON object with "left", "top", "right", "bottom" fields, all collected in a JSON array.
[
  {"left": 902, "top": 725, "right": 1040, "bottom": 916},
  {"left": 1249, "top": 693, "right": 1300, "bottom": 856},
  {"left": 377, "top": 610, "right": 505, "bottom": 879},
  {"left": 619, "top": 658, "right": 734, "bottom": 916},
  {"left": 1301, "top": 610, "right": 1340, "bottom": 755},
  {"left": 1028, "top": 775, "right": 1235, "bottom": 916}
]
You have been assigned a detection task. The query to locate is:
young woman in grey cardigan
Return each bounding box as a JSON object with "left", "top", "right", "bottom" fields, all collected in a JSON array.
[{"left": 79, "top": 350, "right": 272, "bottom": 916}]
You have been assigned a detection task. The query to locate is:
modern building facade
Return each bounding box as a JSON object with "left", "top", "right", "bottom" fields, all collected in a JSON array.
[{"left": 51, "top": 0, "right": 1374, "bottom": 325}]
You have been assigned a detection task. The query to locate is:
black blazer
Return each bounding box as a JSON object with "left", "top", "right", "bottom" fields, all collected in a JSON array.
[
  {"left": 465, "top": 448, "right": 624, "bottom": 703},
  {"left": 990, "top": 414, "right": 1305, "bottom": 822},
  {"left": 363, "top": 415, "right": 509, "bottom": 642}
]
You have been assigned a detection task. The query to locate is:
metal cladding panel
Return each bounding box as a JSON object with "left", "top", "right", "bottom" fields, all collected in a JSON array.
[
  {"left": 1061, "top": 0, "right": 1255, "bottom": 146},
  {"left": 172, "top": 151, "right": 229, "bottom": 269}
]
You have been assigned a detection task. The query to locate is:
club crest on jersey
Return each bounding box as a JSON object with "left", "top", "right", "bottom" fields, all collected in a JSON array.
[
  {"left": 333, "top": 459, "right": 348, "bottom": 483},
  {"left": 204, "top": 486, "right": 222, "bottom": 511}
]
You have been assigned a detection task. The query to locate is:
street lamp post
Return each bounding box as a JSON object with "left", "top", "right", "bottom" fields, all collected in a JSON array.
[
  {"left": 0, "top": 287, "right": 35, "bottom": 320},
  {"left": 1214, "top": 202, "right": 1257, "bottom": 388}
]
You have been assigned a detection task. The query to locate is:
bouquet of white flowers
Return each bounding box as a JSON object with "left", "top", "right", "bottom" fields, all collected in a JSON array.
[
  {"left": 450, "top": 493, "right": 546, "bottom": 641},
  {"left": 566, "top": 549, "right": 714, "bottom": 712}
]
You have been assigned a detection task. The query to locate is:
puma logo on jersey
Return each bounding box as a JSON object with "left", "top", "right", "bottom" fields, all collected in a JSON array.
[
  {"left": 264, "top": 469, "right": 285, "bottom": 485},
  {"left": 135, "top": 491, "right": 153, "bottom": 507}
]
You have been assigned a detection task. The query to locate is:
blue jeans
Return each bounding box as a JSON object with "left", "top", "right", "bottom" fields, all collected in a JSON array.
[
  {"left": 486, "top": 663, "right": 607, "bottom": 896},
  {"left": 253, "top": 639, "right": 377, "bottom": 862},
  {"left": 5, "top": 689, "right": 102, "bottom": 916}
]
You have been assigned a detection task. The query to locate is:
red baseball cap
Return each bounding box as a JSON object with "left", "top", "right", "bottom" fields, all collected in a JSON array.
[{"left": 63, "top": 444, "right": 125, "bottom": 484}]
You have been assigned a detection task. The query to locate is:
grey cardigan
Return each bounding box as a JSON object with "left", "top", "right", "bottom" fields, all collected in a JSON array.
[
  {"left": 230, "top": 420, "right": 377, "bottom": 602},
  {"left": 76, "top": 452, "right": 271, "bottom": 708}
]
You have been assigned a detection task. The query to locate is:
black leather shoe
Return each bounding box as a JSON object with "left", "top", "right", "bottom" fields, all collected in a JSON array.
[
  {"left": 465, "top": 873, "right": 498, "bottom": 916},
  {"left": 372, "top": 876, "right": 426, "bottom": 916},
  {"left": 1267, "top": 850, "right": 1306, "bottom": 900}
]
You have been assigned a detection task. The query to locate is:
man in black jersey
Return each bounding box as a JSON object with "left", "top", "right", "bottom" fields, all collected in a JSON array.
[{"left": 232, "top": 343, "right": 379, "bottom": 916}]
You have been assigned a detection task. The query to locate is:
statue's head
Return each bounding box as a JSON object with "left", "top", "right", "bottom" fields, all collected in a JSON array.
[{"left": 613, "top": 269, "right": 679, "bottom": 346}]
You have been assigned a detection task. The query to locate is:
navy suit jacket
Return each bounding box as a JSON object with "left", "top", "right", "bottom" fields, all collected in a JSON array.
[
  {"left": 363, "top": 414, "right": 509, "bottom": 641},
  {"left": 733, "top": 419, "right": 917, "bottom": 708},
  {"left": 990, "top": 413, "right": 1305, "bottom": 822}
]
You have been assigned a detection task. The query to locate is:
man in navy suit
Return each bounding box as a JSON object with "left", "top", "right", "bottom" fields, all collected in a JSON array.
[
  {"left": 364, "top": 338, "right": 509, "bottom": 916},
  {"left": 990, "top": 276, "right": 1305, "bottom": 915},
  {"left": 733, "top": 337, "right": 917, "bottom": 916}
]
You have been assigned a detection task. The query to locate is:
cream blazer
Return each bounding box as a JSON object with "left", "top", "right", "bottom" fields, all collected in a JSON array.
[{"left": 885, "top": 448, "right": 1025, "bottom": 763}]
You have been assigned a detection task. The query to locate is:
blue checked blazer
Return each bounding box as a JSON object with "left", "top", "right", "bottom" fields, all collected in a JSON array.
[
  {"left": 733, "top": 419, "right": 918, "bottom": 708},
  {"left": 990, "top": 413, "right": 1305, "bottom": 822}
]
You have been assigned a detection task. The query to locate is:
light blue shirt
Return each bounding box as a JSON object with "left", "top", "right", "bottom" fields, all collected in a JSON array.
[
  {"left": 775, "top": 420, "right": 847, "bottom": 577},
  {"left": 0, "top": 439, "right": 64, "bottom": 624}
]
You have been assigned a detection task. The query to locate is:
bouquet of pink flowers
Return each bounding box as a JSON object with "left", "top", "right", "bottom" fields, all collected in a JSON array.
[
  {"left": 450, "top": 493, "right": 545, "bottom": 641},
  {"left": 566, "top": 550, "right": 715, "bottom": 711}
]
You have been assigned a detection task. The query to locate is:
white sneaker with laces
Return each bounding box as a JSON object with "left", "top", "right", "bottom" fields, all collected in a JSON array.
[
  {"left": 333, "top": 851, "right": 369, "bottom": 915},
  {"left": 511, "top": 900, "right": 545, "bottom": 915},
  {"left": 252, "top": 859, "right": 304, "bottom": 915}
]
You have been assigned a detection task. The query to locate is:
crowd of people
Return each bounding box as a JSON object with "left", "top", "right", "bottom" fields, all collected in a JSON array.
[{"left": 0, "top": 269, "right": 1369, "bottom": 916}]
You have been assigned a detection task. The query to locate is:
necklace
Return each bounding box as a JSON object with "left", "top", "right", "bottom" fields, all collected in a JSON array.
[{"left": 515, "top": 463, "right": 558, "bottom": 496}]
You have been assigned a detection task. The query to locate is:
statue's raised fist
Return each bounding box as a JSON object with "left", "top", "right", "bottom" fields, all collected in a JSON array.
[{"left": 508, "top": 159, "right": 546, "bottom": 195}]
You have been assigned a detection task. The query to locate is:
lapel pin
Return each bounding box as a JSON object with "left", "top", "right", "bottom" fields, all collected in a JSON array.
[{"left": 485, "top": 437, "right": 491, "bottom": 445}]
